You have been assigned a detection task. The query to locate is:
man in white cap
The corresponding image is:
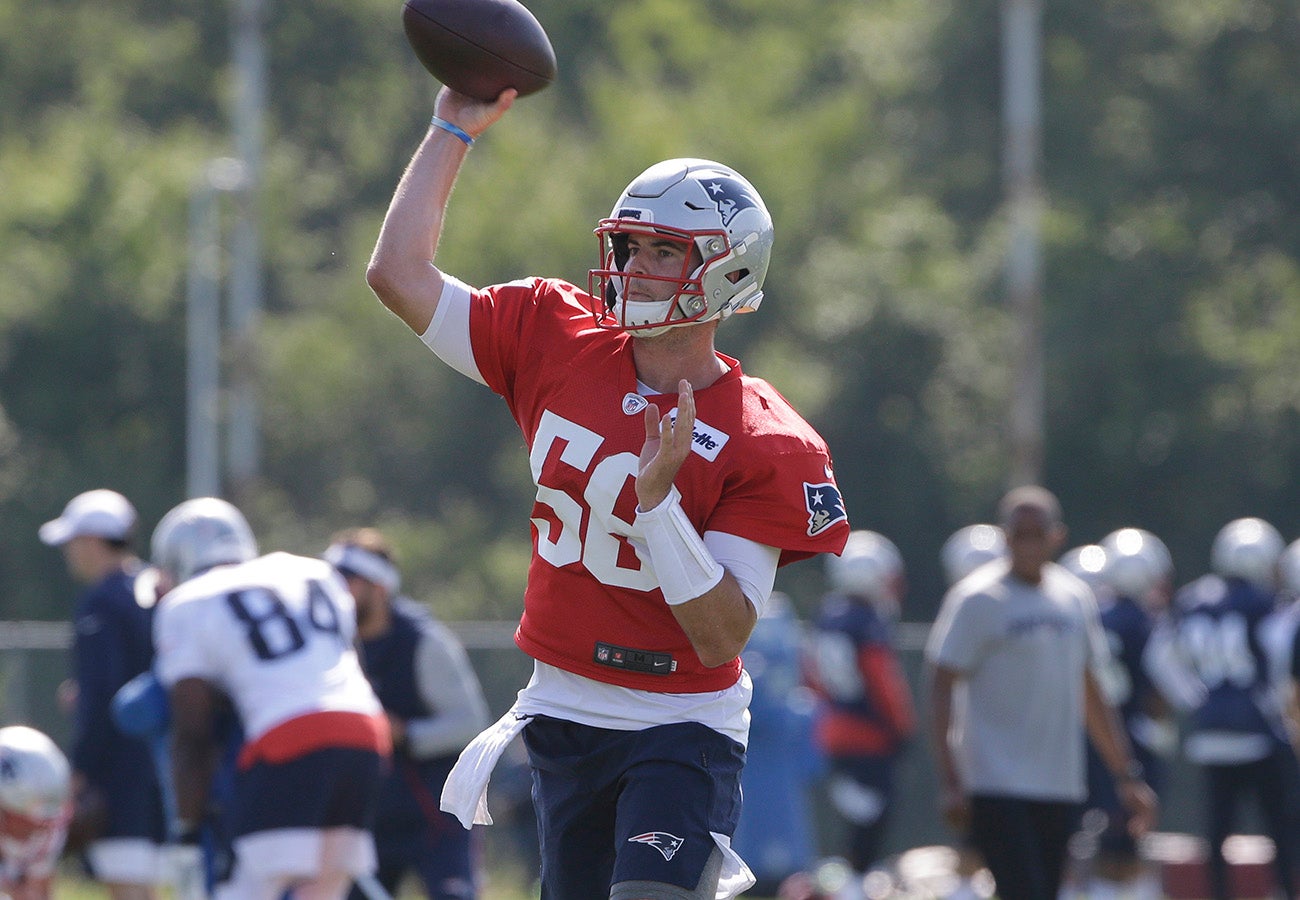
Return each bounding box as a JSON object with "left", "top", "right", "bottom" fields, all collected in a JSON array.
[{"left": 40, "top": 489, "right": 165, "bottom": 899}]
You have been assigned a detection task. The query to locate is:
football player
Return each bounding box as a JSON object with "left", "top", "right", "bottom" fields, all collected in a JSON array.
[
  {"left": 1147, "top": 517, "right": 1296, "bottom": 900},
  {"left": 368, "top": 86, "right": 850, "bottom": 899},
  {"left": 326, "top": 528, "right": 490, "bottom": 900},
  {"left": 1071, "top": 528, "right": 1176, "bottom": 900},
  {"left": 145, "top": 498, "right": 390, "bottom": 900},
  {"left": 1059, "top": 543, "right": 1110, "bottom": 602},
  {"left": 0, "top": 725, "right": 72, "bottom": 900},
  {"left": 806, "top": 530, "right": 916, "bottom": 879}
]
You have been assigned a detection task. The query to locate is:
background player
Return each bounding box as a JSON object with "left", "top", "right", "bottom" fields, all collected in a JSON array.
[
  {"left": 730, "top": 593, "right": 821, "bottom": 895},
  {"left": 0, "top": 725, "right": 72, "bottom": 900},
  {"left": 1146, "top": 516, "right": 1296, "bottom": 900},
  {"left": 1070, "top": 528, "right": 1175, "bottom": 900},
  {"left": 806, "top": 530, "right": 916, "bottom": 881},
  {"left": 147, "top": 497, "right": 390, "bottom": 900},
  {"left": 326, "top": 528, "right": 490, "bottom": 900}
]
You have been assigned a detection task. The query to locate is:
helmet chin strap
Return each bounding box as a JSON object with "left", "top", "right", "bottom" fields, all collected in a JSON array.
[{"left": 612, "top": 258, "right": 707, "bottom": 334}]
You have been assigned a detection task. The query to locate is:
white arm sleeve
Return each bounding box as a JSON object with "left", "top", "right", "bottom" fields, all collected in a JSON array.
[
  {"left": 404, "top": 622, "right": 493, "bottom": 759},
  {"left": 418, "top": 275, "right": 486, "bottom": 385},
  {"left": 704, "top": 531, "right": 780, "bottom": 619}
]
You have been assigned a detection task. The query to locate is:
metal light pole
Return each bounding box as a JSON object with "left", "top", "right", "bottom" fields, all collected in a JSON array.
[
  {"left": 226, "top": 0, "right": 266, "bottom": 497},
  {"left": 185, "top": 0, "right": 265, "bottom": 500},
  {"left": 186, "top": 158, "right": 247, "bottom": 499},
  {"left": 1002, "top": 0, "right": 1045, "bottom": 488}
]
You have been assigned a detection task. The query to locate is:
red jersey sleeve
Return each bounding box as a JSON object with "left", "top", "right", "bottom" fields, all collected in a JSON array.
[
  {"left": 701, "top": 376, "right": 850, "bottom": 564},
  {"left": 466, "top": 277, "right": 544, "bottom": 398}
]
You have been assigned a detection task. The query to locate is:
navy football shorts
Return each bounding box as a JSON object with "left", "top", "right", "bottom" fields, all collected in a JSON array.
[
  {"left": 233, "top": 746, "right": 383, "bottom": 837},
  {"left": 523, "top": 716, "right": 745, "bottom": 899}
]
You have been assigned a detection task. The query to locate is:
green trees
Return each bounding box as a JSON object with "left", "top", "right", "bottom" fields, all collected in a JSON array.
[{"left": 2, "top": 0, "right": 1297, "bottom": 620}]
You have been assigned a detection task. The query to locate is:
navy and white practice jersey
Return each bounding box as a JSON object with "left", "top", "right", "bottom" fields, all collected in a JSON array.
[
  {"left": 1096, "top": 596, "right": 1160, "bottom": 734},
  {"left": 1156, "top": 573, "right": 1288, "bottom": 765},
  {"left": 153, "top": 552, "right": 381, "bottom": 742}
]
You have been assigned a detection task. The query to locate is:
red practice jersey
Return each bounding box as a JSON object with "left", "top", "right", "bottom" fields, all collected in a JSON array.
[{"left": 467, "top": 278, "right": 850, "bottom": 692}]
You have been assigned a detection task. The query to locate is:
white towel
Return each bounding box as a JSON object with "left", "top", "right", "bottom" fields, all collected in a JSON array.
[{"left": 439, "top": 710, "right": 532, "bottom": 828}]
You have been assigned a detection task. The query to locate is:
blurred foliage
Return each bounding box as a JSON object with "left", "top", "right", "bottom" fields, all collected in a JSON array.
[{"left": 0, "top": 0, "right": 1297, "bottom": 623}]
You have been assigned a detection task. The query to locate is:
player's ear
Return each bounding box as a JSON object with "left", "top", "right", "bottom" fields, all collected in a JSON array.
[{"left": 1052, "top": 523, "right": 1069, "bottom": 549}]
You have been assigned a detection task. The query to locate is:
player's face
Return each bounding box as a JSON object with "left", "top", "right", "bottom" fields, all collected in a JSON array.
[
  {"left": 0, "top": 808, "right": 49, "bottom": 843},
  {"left": 621, "top": 233, "right": 697, "bottom": 304},
  {"left": 342, "top": 572, "right": 385, "bottom": 625},
  {"left": 1003, "top": 507, "right": 1066, "bottom": 583},
  {"left": 61, "top": 536, "right": 102, "bottom": 584}
]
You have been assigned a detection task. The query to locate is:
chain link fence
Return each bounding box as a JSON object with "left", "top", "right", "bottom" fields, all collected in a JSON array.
[{"left": 0, "top": 618, "right": 1216, "bottom": 865}]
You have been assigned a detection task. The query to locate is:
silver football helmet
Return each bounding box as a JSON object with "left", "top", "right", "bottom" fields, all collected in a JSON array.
[
  {"left": 589, "top": 158, "right": 773, "bottom": 336},
  {"left": 1059, "top": 544, "right": 1109, "bottom": 596},
  {"left": 1100, "top": 527, "right": 1173, "bottom": 601},
  {"left": 150, "top": 497, "right": 257, "bottom": 585},
  {"left": 826, "top": 530, "right": 904, "bottom": 612},
  {"left": 940, "top": 523, "right": 1007, "bottom": 586},
  {"left": 0, "top": 725, "right": 71, "bottom": 823},
  {"left": 1210, "top": 516, "right": 1283, "bottom": 590}
]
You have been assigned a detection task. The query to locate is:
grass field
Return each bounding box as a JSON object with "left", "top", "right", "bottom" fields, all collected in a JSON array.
[{"left": 51, "top": 861, "right": 540, "bottom": 899}]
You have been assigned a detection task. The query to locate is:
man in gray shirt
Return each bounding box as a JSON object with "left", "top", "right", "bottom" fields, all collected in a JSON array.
[{"left": 925, "top": 485, "right": 1157, "bottom": 900}]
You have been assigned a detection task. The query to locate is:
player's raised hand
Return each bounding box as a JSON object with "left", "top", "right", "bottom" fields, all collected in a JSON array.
[
  {"left": 432, "top": 85, "right": 516, "bottom": 139},
  {"left": 637, "top": 380, "right": 695, "bottom": 511}
]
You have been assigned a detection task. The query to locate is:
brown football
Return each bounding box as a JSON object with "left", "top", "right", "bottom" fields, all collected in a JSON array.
[{"left": 402, "top": 0, "right": 557, "bottom": 101}]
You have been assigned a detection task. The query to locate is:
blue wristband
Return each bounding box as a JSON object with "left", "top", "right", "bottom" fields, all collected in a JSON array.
[{"left": 430, "top": 116, "right": 474, "bottom": 147}]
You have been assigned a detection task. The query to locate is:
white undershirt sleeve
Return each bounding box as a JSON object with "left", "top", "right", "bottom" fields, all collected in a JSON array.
[
  {"left": 704, "top": 531, "right": 780, "bottom": 619},
  {"left": 419, "top": 275, "right": 486, "bottom": 385}
]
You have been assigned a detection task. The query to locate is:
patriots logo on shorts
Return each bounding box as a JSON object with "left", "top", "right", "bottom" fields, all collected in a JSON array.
[
  {"left": 628, "top": 831, "right": 685, "bottom": 861},
  {"left": 704, "top": 177, "right": 759, "bottom": 227},
  {"left": 804, "top": 481, "right": 848, "bottom": 536}
]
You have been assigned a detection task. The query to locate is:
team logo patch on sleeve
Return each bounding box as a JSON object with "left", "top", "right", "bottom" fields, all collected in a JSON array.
[
  {"left": 804, "top": 482, "right": 848, "bottom": 536},
  {"left": 628, "top": 832, "right": 685, "bottom": 861}
]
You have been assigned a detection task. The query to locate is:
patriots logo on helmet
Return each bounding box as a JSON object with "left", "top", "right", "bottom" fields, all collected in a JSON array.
[
  {"left": 703, "top": 177, "right": 759, "bottom": 227},
  {"left": 628, "top": 831, "right": 685, "bottom": 861},
  {"left": 0, "top": 753, "right": 14, "bottom": 782},
  {"left": 804, "top": 481, "right": 848, "bottom": 536}
]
